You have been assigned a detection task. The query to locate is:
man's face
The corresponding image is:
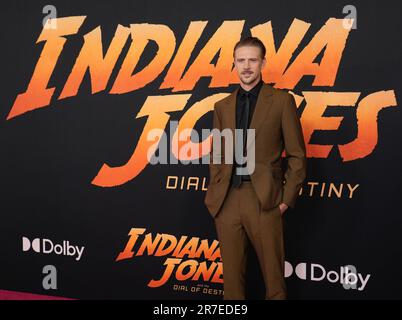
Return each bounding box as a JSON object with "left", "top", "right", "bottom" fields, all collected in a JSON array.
[{"left": 234, "top": 45, "right": 266, "bottom": 86}]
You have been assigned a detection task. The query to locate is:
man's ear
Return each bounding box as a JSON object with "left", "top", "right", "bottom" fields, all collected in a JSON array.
[{"left": 261, "top": 57, "right": 267, "bottom": 69}]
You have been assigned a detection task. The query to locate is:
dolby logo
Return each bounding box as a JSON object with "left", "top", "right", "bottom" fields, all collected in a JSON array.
[
  {"left": 22, "top": 237, "right": 85, "bottom": 261},
  {"left": 284, "top": 261, "right": 371, "bottom": 291}
]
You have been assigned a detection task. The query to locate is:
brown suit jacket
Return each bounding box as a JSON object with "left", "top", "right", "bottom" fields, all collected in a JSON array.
[{"left": 204, "top": 82, "right": 307, "bottom": 218}]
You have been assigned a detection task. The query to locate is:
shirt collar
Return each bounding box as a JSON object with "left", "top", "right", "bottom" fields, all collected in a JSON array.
[{"left": 238, "top": 78, "right": 264, "bottom": 98}]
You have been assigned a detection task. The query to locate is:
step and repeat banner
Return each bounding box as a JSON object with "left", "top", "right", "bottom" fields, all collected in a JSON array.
[{"left": 1, "top": 0, "right": 401, "bottom": 299}]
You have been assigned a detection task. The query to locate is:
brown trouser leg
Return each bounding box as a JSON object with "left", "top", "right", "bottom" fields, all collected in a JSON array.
[{"left": 214, "top": 181, "right": 286, "bottom": 300}]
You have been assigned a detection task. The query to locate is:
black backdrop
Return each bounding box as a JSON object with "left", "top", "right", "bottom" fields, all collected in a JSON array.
[{"left": 0, "top": 0, "right": 401, "bottom": 299}]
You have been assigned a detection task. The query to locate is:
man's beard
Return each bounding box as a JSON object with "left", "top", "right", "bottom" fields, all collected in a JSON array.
[{"left": 240, "top": 72, "right": 259, "bottom": 85}]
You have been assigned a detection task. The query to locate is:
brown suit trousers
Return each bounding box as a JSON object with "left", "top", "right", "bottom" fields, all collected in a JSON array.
[{"left": 214, "top": 181, "right": 286, "bottom": 300}]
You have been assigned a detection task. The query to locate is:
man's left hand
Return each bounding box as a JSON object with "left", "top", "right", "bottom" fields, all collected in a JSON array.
[{"left": 279, "top": 203, "right": 289, "bottom": 215}]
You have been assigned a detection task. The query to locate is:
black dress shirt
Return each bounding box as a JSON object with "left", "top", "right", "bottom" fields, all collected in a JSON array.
[{"left": 230, "top": 79, "right": 263, "bottom": 187}]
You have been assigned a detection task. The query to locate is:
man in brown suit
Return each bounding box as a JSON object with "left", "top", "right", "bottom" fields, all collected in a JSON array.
[{"left": 204, "top": 37, "right": 307, "bottom": 300}]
